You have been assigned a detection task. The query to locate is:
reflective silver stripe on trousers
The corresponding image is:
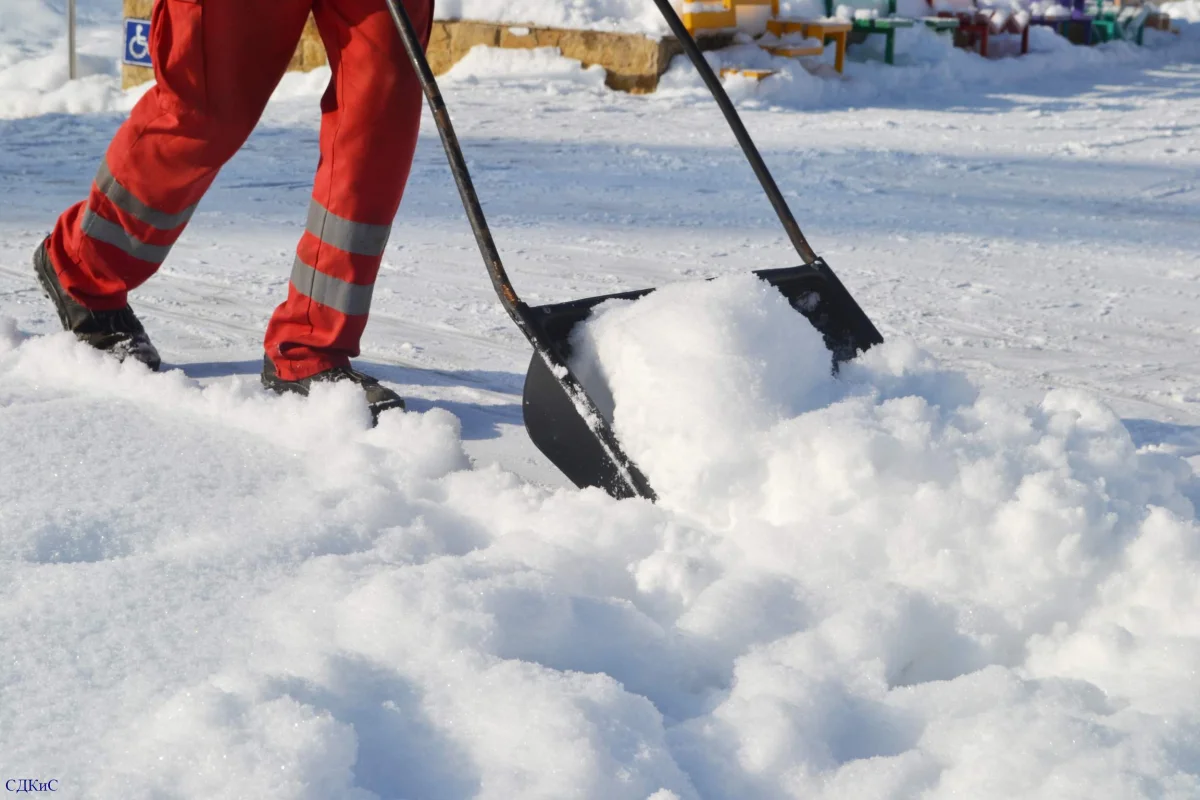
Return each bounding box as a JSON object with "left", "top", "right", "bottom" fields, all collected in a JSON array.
[
  {"left": 81, "top": 208, "right": 171, "bottom": 264},
  {"left": 305, "top": 200, "right": 391, "bottom": 256},
  {"left": 290, "top": 257, "right": 374, "bottom": 316},
  {"left": 95, "top": 159, "right": 197, "bottom": 231}
]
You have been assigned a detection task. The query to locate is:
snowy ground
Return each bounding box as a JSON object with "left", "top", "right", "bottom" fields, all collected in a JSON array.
[{"left": 2, "top": 2, "right": 1200, "bottom": 798}]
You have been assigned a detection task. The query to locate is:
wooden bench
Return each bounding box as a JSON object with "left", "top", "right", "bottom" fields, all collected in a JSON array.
[
  {"left": 681, "top": 0, "right": 781, "bottom": 35},
  {"left": 681, "top": 1, "right": 850, "bottom": 76},
  {"left": 1029, "top": 0, "right": 1094, "bottom": 44},
  {"left": 720, "top": 67, "right": 780, "bottom": 80},
  {"left": 765, "top": 17, "right": 852, "bottom": 72},
  {"left": 929, "top": 0, "right": 1030, "bottom": 56},
  {"left": 824, "top": 0, "right": 917, "bottom": 64},
  {"left": 680, "top": 0, "right": 739, "bottom": 33},
  {"left": 1091, "top": 2, "right": 1152, "bottom": 43},
  {"left": 923, "top": 15, "right": 962, "bottom": 34},
  {"left": 682, "top": 0, "right": 784, "bottom": 80}
]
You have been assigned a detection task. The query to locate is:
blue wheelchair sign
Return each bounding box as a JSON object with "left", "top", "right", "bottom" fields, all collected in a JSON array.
[{"left": 123, "top": 19, "right": 152, "bottom": 67}]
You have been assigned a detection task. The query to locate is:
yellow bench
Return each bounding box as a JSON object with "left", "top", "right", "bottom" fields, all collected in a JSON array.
[
  {"left": 766, "top": 17, "right": 852, "bottom": 72},
  {"left": 682, "top": 0, "right": 779, "bottom": 34},
  {"left": 683, "top": 0, "right": 851, "bottom": 78},
  {"left": 719, "top": 68, "right": 779, "bottom": 80}
]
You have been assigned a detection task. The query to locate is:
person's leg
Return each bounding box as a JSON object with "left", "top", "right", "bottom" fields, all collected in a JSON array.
[
  {"left": 263, "top": 0, "right": 433, "bottom": 381},
  {"left": 47, "top": 0, "right": 312, "bottom": 310}
]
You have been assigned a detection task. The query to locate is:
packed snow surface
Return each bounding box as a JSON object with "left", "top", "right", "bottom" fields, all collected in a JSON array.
[{"left": 4, "top": 0, "right": 1200, "bottom": 797}]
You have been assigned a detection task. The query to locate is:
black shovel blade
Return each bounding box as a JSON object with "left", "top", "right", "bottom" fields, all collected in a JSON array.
[{"left": 520, "top": 260, "right": 883, "bottom": 497}]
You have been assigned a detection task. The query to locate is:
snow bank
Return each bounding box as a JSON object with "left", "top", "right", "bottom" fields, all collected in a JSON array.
[
  {"left": 1161, "top": 0, "right": 1200, "bottom": 21},
  {"left": 442, "top": 46, "right": 610, "bottom": 91},
  {"left": 4, "top": 273, "right": 1199, "bottom": 797},
  {"left": 0, "top": 0, "right": 132, "bottom": 119},
  {"left": 660, "top": 23, "right": 1200, "bottom": 110},
  {"left": 0, "top": 57, "right": 129, "bottom": 120},
  {"left": 430, "top": 0, "right": 874, "bottom": 34},
  {"left": 434, "top": 0, "right": 674, "bottom": 34}
]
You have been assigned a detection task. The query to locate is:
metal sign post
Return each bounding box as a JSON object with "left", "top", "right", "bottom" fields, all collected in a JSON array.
[{"left": 67, "top": 0, "right": 77, "bottom": 80}]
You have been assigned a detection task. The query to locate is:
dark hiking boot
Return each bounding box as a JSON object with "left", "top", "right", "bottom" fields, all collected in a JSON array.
[
  {"left": 33, "top": 238, "right": 161, "bottom": 371},
  {"left": 261, "top": 356, "right": 406, "bottom": 422}
]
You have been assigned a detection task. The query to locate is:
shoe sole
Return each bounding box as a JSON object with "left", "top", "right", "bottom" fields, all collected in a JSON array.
[
  {"left": 32, "top": 241, "right": 162, "bottom": 372},
  {"left": 32, "top": 244, "right": 74, "bottom": 332}
]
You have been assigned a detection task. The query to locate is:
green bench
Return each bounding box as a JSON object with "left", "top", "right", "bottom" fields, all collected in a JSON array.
[
  {"left": 1090, "top": 2, "right": 1152, "bottom": 43},
  {"left": 924, "top": 15, "right": 961, "bottom": 34},
  {"left": 823, "top": 0, "right": 917, "bottom": 64},
  {"left": 821, "top": 0, "right": 958, "bottom": 63}
]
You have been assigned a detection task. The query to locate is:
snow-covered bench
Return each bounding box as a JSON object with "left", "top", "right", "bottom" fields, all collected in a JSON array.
[
  {"left": 763, "top": 18, "right": 853, "bottom": 71},
  {"left": 1092, "top": 3, "right": 1153, "bottom": 43},
  {"left": 1026, "top": 0, "right": 1098, "bottom": 44},
  {"left": 928, "top": 0, "right": 1031, "bottom": 56},
  {"left": 825, "top": 0, "right": 919, "bottom": 63}
]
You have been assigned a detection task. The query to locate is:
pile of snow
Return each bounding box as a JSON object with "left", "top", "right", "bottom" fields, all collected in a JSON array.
[
  {"left": 569, "top": 275, "right": 1200, "bottom": 795},
  {"left": 442, "top": 46, "right": 610, "bottom": 92},
  {"left": 659, "top": 20, "right": 1198, "bottom": 110},
  {"left": 759, "top": 31, "right": 827, "bottom": 49},
  {"left": 1161, "top": 0, "right": 1200, "bottom": 20},
  {"left": 776, "top": 0, "right": 833, "bottom": 16},
  {"left": 434, "top": 0, "right": 676, "bottom": 35},
  {"left": 0, "top": 0, "right": 130, "bottom": 119},
  {"left": 0, "top": 47, "right": 129, "bottom": 120},
  {"left": 1027, "top": 1, "right": 1076, "bottom": 17},
  {"left": 432, "top": 0, "right": 843, "bottom": 33},
  {"left": 3, "top": 274, "right": 1199, "bottom": 797}
]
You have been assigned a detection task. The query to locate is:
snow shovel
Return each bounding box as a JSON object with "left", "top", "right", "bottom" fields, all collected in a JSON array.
[{"left": 383, "top": 0, "right": 884, "bottom": 501}]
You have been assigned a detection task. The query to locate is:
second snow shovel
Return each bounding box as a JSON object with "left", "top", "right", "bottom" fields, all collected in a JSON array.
[{"left": 383, "top": 0, "right": 884, "bottom": 502}]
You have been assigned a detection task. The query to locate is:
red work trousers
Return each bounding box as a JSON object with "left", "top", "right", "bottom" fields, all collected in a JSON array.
[{"left": 47, "top": 0, "right": 432, "bottom": 380}]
